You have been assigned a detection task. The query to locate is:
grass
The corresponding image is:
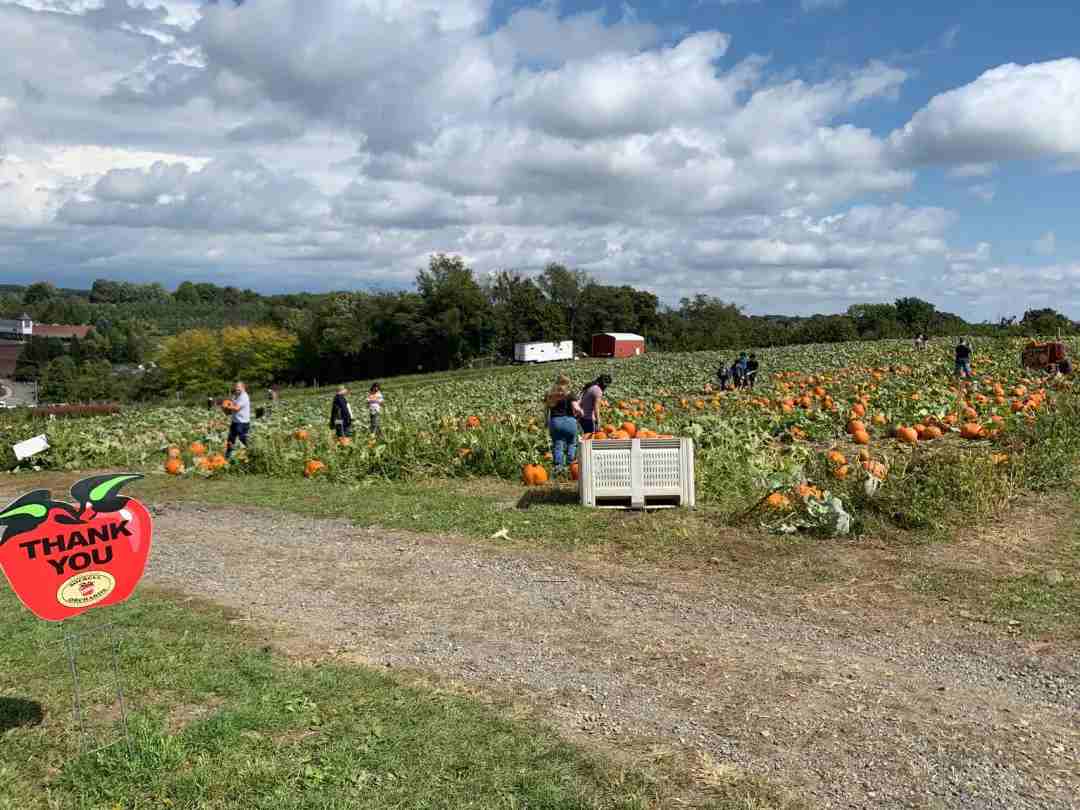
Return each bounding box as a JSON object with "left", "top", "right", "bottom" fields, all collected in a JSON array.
[{"left": 1, "top": 586, "right": 671, "bottom": 810}]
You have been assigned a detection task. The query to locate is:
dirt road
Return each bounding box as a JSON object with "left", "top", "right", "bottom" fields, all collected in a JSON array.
[{"left": 138, "top": 502, "right": 1079, "bottom": 808}]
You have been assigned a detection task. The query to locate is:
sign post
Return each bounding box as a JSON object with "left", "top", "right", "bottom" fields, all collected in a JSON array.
[{"left": 0, "top": 474, "right": 153, "bottom": 754}]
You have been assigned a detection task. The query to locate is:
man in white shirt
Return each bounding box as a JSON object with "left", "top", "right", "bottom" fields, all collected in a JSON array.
[{"left": 224, "top": 381, "right": 251, "bottom": 459}]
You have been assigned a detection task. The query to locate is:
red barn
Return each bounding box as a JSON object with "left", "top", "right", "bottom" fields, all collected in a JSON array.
[{"left": 591, "top": 333, "right": 645, "bottom": 358}]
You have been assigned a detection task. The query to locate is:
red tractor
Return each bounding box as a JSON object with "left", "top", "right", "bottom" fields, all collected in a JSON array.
[{"left": 1021, "top": 340, "right": 1069, "bottom": 373}]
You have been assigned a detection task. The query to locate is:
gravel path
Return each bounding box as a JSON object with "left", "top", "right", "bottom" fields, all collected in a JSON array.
[{"left": 144, "top": 503, "right": 1079, "bottom": 809}]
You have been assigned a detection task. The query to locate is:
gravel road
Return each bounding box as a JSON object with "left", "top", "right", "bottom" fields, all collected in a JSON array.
[{"left": 143, "top": 503, "right": 1079, "bottom": 809}]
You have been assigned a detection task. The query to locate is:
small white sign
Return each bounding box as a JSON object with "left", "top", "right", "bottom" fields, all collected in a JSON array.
[{"left": 13, "top": 434, "right": 49, "bottom": 461}]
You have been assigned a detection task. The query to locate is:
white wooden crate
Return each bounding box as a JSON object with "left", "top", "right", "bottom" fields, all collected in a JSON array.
[{"left": 579, "top": 437, "right": 695, "bottom": 509}]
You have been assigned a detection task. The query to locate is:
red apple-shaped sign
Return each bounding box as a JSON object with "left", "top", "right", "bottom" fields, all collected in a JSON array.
[{"left": 0, "top": 474, "right": 153, "bottom": 621}]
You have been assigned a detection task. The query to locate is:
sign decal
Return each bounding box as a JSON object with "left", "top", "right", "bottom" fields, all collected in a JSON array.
[{"left": 0, "top": 474, "right": 153, "bottom": 621}]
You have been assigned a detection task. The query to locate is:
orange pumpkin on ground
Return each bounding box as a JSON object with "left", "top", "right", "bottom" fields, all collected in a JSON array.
[
  {"left": 304, "top": 459, "right": 326, "bottom": 478},
  {"left": 852, "top": 429, "right": 871, "bottom": 445},
  {"left": 466, "top": 415, "right": 482, "bottom": 429},
  {"left": 294, "top": 429, "right": 310, "bottom": 441},
  {"left": 862, "top": 460, "right": 888, "bottom": 480},
  {"left": 833, "top": 464, "right": 850, "bottom": 480},
  {"left": 522, "top": 464, "right": 549, "bottom": 485},
  {"left": 766, "top": 492, "right": 792, "bottom": 510},
  {"left": 208, "top": 453, "right": 227, "bottom": 470},
  {"left": 621, "top": 421, "right": 637, "bottom": 437},
  {"left": 923, "top": 425, "right": 943, "bottom": 440},
  {"left": 827, "top": 450, "right": 847, "bottom": 466},
  {"left": 896, "top": 426, "right": 918, "bottom": 444},
  {"left": 846, "top": 419, "right": 866, "bottom": 435},
  {"left": 189, "top": 441, "right": 207, "bottom": 456},
  {"left": 569, "top": 462, "right": 580, "bottom": 481},
  {"left": 960, "top": 423, "right": 984, "bottom": 440},
  {"left": 164, "top": 458, "right": 184, "bottom": 475}
]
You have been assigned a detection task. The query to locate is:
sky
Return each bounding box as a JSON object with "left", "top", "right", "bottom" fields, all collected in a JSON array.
[{"left": 0, "top": 0, "right": 1077, "bottom": 320}]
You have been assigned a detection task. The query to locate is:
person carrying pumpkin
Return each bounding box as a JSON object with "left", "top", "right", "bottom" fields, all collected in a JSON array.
[
  {"left": 330, "top": 386, "right": 353, "bottom": 438},
  {"left": 223, "top": 381, "right": 251, "bottom": 459},
  {"left": 577, "top": 374, "right": 611, "bottom": 435},
  {"left": 545, "top": 375, "right": 583, "bottom": 474}
]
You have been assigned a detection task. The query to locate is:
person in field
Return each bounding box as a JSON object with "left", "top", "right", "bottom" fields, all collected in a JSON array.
[
  {"left": 545, "top": 374, "right": 583, "bottom": 474},
  {"left": 367, "top": 382, "right": 385, "bottom": 435},
  {"left": 578, "top": 374, "right": 611, "bottom": 435},
  {"left": 329, "top": 386, "right": 353, "bottom": 438},
  {"left": 223, "top": 381, "right": 251, "bottom": 459},
  {"left": 716, "top": 365, "right": 731, "bottom": 390},
  {"left": 731, "top": 353, "right": 748, "bottom": 387},
  {"left": 745, "top": 353, "right": 760, "bottom": 388},
  {"left": 955, "top": 339, "right": 973, "bottom": 378}
]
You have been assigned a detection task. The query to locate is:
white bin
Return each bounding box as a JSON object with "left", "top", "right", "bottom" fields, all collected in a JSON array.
[{"left": 578, "top": 437, "right": 695, "bottom": 509}]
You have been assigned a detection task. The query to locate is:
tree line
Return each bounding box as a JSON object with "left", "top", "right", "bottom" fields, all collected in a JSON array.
[{"left": 2, "top": 259, "right": 1077, "bottom": 401}]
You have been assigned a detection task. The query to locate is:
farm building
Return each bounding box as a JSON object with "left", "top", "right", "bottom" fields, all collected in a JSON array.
[
  {"left": 591, "top": 333, "right": 646, "bottom": 358},
  {"left": 0, "top": 342, "right": 20, "bottom": 377},
  {"left": 0, "top": 315, "right": 92, "bottom": 342}
]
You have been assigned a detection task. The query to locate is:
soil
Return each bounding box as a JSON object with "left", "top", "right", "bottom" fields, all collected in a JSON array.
[{"left": 132, "top": 501, "right": 1079, "bottom": 810}]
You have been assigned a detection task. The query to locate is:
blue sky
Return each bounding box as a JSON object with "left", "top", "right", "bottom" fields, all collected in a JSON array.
[{"left": 0, "top": 0, "right": 1077, "bottom": 320}]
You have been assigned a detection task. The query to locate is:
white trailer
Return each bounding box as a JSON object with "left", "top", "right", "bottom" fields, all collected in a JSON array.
[{"left": 514, "top": 340, "right": 574, "bottom": 364}]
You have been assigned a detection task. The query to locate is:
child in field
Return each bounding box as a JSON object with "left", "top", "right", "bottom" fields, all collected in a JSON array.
[{"left": 367, "top": 383, "right": 384, "bottom": 435}]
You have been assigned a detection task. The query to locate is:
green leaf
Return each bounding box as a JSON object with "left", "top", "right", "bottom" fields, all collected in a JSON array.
[{"left": 0, "top": 503, "right": 47, "bottom": 520}]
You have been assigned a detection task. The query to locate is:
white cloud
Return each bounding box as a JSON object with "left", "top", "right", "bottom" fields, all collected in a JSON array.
[
  {"left": 947, "top": 163, "right": 994, "bottom": 179},
  {"left": 3, "top": 0, "right": 1078, "bottom": 319},
  {"left": 889, "top": 58, "right": 1080, "bottom": 167},
  {"left": 968, "top": 183, "right": 995, "bottom": 202},
  {"left": 1034, "top": 231, "right": 1056, "bottom": 256}
]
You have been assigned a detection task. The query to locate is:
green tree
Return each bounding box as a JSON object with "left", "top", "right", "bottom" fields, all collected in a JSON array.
[
  {"left": 894, "top": 297, "right": 937, "bottom": 335},
  {"left": 1020, "top": 308, "right": 1072, "bottom": 337},
  {"left": 416, "top": 254, "right": 493, "bottom": 369},
  {"left": 23, "top": 281, "right": 55, "bottom": 306},
  {"left": 487, "top": 271, "right": 567, "bottom": 358},
  {"left": 220, "top": 325, "right": 299, "bottom": 386},
  {"left": 157, "top": 329, "right": 226, "bottom": 393},
  {"left": 537, "top": 264, "right": 589, "bottom": 346}
]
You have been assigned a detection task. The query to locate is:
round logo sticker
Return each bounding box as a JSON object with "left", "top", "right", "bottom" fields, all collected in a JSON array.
[{"left": 56, "top": 572, "right": 116, "bottom": 609}]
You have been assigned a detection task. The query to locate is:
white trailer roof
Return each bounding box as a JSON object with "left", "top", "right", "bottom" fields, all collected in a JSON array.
[{"left": 601, "top": 333, "right": 644, "bottom": 341}]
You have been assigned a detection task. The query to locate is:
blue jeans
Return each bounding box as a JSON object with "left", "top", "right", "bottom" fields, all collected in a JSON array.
[
  {"left": 955, "top": 359, "right": 972, "bottom": 377},
  {"left": 549, "top": 416, "right": 578, "bottom": 469},
  {"left": 226, "top": 421, "right": 249, "bottom": 457}
]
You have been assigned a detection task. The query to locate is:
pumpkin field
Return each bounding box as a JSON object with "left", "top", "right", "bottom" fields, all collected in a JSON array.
[{"left": 3, "top": 335, "right": 1079, "bottom": 536}]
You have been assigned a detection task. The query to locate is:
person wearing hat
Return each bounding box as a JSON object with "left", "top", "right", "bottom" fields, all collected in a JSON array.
[{"left": 329, "top": 385, "right": 353, "bottom": 438}]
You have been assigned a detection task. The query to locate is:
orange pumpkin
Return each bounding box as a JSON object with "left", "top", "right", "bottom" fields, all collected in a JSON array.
[
  {"left": 827, "top": 450, "right": 847, "bottom": 466},
  {"left": 872, "top": 412, "right": 887, "bottom": 426},
  {"left": 164, "top": 457, "right": 184, "bottom": 475},
  {"left": 846, "top": 419, "right": 866, "bottom": 436},
  {"left": 851, "top": 402, "right": 866, "bottom": 418},
  {"left": 610, "top": 430, "right": 631, "bottom": 440},
  {"left": 569, "top": 462, "right": 580, "bottom": 481},
  {"left": 923, "top": 425, "right": 943, "bottom": 440},
  {"left": 304, "top": 459, "right": 326, "bottom": 478},
  {"left": 208, "top": 453, "right": 227, "bottom": 470},
  {"left": 852, "top": 429, "right": 871, "bottom": 445},
  {"left": 766, "top": 492, "right": 792, "bottom": 510},
  {"left": 832, "top": 464, "right": 850, "bottom": 480},
  {"left": 337, "top": 436, "right": 352, "bottom": 447},
  {"left": 221, "top": 399, "right": 235, "bottom": 413},
  {"left": 522, "top": 464, "right": 549, "bottom": 486},
  {"left": 960, "top": 422, "right": 984, "bottom": 440},
  {"left": 294, "top": 429, "right": 310, "bottom": 441},
  {"left": 896, "top": 426, "right": 918, "bottom": 444},
  {"left": 621, "top": 421, "right": 637, "bottom": 438},
  {"left": 862, "top": 460, "right": 888, "bottom": 480},
  {"left": 466, "top": 415, "right": 482, "bottom": 429},
  {"left": 189, "top": 441, "right": 207, "bottom": 456}
]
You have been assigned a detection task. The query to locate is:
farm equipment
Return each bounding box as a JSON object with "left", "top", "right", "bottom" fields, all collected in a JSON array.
[{"left": 1021, "top": 340, "right": 1067, "bottom": 370}]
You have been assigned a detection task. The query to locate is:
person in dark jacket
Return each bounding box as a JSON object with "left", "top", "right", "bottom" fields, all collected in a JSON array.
[
  {"left": 745, "top": 353, "right": 760, "bottom": 388},
  {"left": 329, "top": 386, "right": 353, "bottom": 438},
  {"left": 955, "top": 339, "right": 973, "bottom": 378}
]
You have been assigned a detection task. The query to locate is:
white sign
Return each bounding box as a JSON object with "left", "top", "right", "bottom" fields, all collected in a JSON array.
[{"left": 13, "top": 434, "right": 49, "bottom": 461}]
